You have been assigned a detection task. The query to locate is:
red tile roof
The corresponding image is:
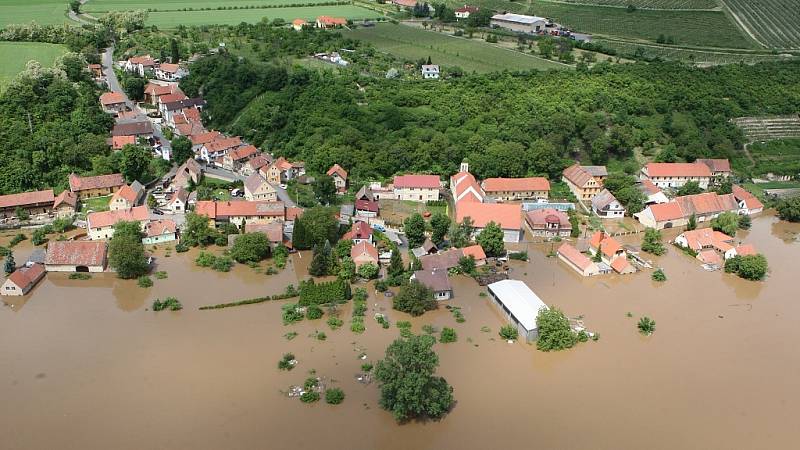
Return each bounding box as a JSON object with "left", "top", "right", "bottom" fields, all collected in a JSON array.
[
  {"left": 100, "top": 92, "right": 126, "bottom": 106},
  {"left": 697, "top": 249, "right": 722, "bottom": 266},
  {"left": 343, "top": 221, "right": 372, "bottom": 241},
  {"left": 157, "top": 92, "right": 188, "bottom": 104},
  {"left": 557, "top": 243, "right": 594, "bottom": 271},
  {"left": 204, "top": 137, "right": 242, "bottom": 152},
  {"left": 196, "top": 201, "right": 285, "bottom": 219},
  {"left": 455, "top": 5, "right": 479, "bottom": 13},
  {"left": 394, "top": 174, "right": 440, "bottom": 189},
  {"left": 644, "top": 162, "right": 711, "bottom": 178},
  {"left": 111, "top": 135, "right": 136, "bottom": 149},
  {"left": 610, "top": 256, "right": 633, "bottom": 274},
  {"left": 112, "top": 184, "right": 140, "bottom": 205},
  {"left": 735, "top": 244, "right": 756, "bottom": 256},
  {"left": 327, "top": 164, "right": 348, "bottom": 180},
  {"left": 482, "top": 177, "right": 550, "bottom": 193},
  {"left": 159, "top": 63, "right": 180, "bottom": 74},
  {"left": 183, "top": 107, "right": 202, "bottom": 123},
  {"left": 679, "top": 228, "right": 734, "bottom": 252},
  {"left": 675, "top": 192, "right": 738, "bottom": 216},
  {"left": 6, "top": 263, "right": 45, "bottom": 291},
  {"left": 589, "top": 231, "right": 623, "bottom": 259},
  {"left": 53, "top": 191, "right": 77, "bottom": 209},
  {"left": 648, "top": 201, "right": 684, "bottom": 222},
  {"left": 45, "top": 241, "right": 107, "bottom": 266},
  {"left": 732, "top": 185, "right": 764, "bottom": 211},
  {"left": 351, "top": 241, "right": 378, "bottom": 260},
  {"left": 639, "top": 179, "right": 662, "bottom": 196},
  {"left": 562, "top": 164, "right": 602, "bottom": 188},
  {"left": 355, "top": 198, "right": 379, "bottom": 213},
  {"left": 129, "top": 55, "right": 156, "bottom": 66},
  {"left": 190, "top": 131, "right": 221, "bottom": 145},
  {"left": 144, "top": 82, "right": 181, "bottom": 96},
  {"left": 292, "top": 18, "right": 307, "bottom": 26},
  {"left": 456, "top": 202, "right": 521, "bottom": 230},
  {"left": 462, "top": 244, "right": 486, "bottom": 261},
  {"left": 525, "top": 208, "right": 569, "bottom": 229},
  {"left": 69, "top": 173, "right": 125, "bottom": 192},
  {"left": 88, "top": 206, "right": 149, "bottom": 229},
  {"left": 0, "top": 190, "right": 55, "bottom": 209},
  {"left": 697, "top": 158, "right": 731, "bottom": 173},
  {"left": 286, "top": 207, "right": 304, "bottom": 221},
  {"left": 317, "top": 15, "right": 347, "bottom": 25},
  {"left": 245, "top": 221, "right": 284, "bottom": 243},
  {"left": 145, "top": 219, "right": 177, "bottom": 238},
  {"left": 227, "top": 145, "right": 259, "bottom": 162}
]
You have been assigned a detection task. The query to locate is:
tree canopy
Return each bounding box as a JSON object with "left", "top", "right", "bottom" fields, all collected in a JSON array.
[
  {"left": 108, "top": 220, "right": 148, "bottom": 279},
  {"left": 393, "top": 279, "right": 437, "bottom": 316},
  {"left": 292, "top": 207, "right": 338, "bottom": 250},
  {"left": 476, "top": 221, "right": 505, "bottom": 257}
]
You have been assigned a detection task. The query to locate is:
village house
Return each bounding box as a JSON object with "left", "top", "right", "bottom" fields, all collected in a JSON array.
[
  {"left": 263, "top": 157, "right": 305, "bottom": 185},
  {"left": 99, "top": 92, "right": 127, "bottom": 113},
  {"left": 462, "top": 244, "right": 487, "bottom": 266},
  {"left": 351, "top": 241, "right": 379, "bottom": 269},
  {"left": 88, "top": 63, "right": 103, "bottom": 79},
  {"left": 393, "top": 174, "right": 441, "bottom": 202},
  {"left": 418, "top": 245, "right": 487, "bottom": 271},
  {"left": 456, "top": 202, "right": 523, "bottom": 243},
  {"left": 675, "top": 228, "right": 737, "bottom": 260},
  {"left": 732, "top": 185, "right": 764, "bottom": 215},
  {"left": 315, "top": 16, "right": 347, "bottom": 28},
  {"left": 354, "top": 185, "right": 380, "bottom": 218},
  {"left": 637, "top": 180, "right": 669, "bottom": 205},
  {"left": 327, "top": 164, "right": 348, "bottom": 193},
  {"left": 240, "top": 154, "right": 272, "bottom": 177},
  {"left": 154, "top": 63, "right": 188, "bottom": 82},
  {"left": 171, "top": 158, "right": 203, "bottom": 190},
  {"left": 87, "top": 206, "right": 149, "bottom": 240},
  {"left": 525, "top": 208, "right": 572, "bottom": 238},
  {"left": 455, "top": 5, "right": 478, "bottom": 19},
  {"left": 481, "top": 177, "right": 550, "bottom": 202},
  {"left": 244, "top": 173, "right": 277, "bottom": 202},
  {"left": 160, "top": 98, "right": 205, "bottom": 126},
  {"left": 411, "top": 269, "right": 453, "bottom": 300},
  {"left": 69, "top": 173, "right": 125, "bottom": 199},
  {"left": 194, "top": 200, "right": 285, "bottom": 228},
  {"left": 634, "top": 191, "right": 740, "bottom": 230},
  {"left": 111, "top": 121, "right": 154, "bottom": 140},
  {"left": 143, "top": 81, "right": 183, "bottom": 105},
  {"left": 588, "top": 231, "right": 635, "bottom": 274},
  {"left": 487, "top": 279, "right": 549, "bottom": 342},
  {"left": 52, "top": 191, "right": 78, "bottom": 218},
  {"left": 45, "top": 241, "right": 107, "bottom": 272},
  {"left": 450, "top": 165, "right": 485, "bottom": 205},
  {"left": 123, "top": 55, "right": 157, "bottom": 77},
  {"left": 591, "top": 189, "right": 625, "bottom": 219},
  {"left": 111, "top": 135, "right": 136, "bottom": 150},
  {"left": 557, "top": 243, "right": 600, "bottom": 277},
  {"left": 292, "top": 19, "right": 307, "bottom": 31},
  {"left": 190, "top": 130, "right": 222, "bottom": 152},
  {"left": 223, "top": 145, "right": 259, "bottom": 172},
  {"left": 697, "top": 158, "right": 732, "bottom": 180},
  {"left": 1, "top": 263, "right": 45, "bottom": 296},
  {"left": 109, "top": 181, "right": 144, "bottom": 211},
  {"left": 562, "top": 164, "right": 607, "bottom": 202},
  {"left": 0, "top": 190, "right": 55, "bottom": 219},
  {"left": 343, "top": 221, "right": 374, "bottom": 245},
  {"left": 166, "top": 187, "right": 189, "bottom": 213},
  {"left": 411, "top": 238, "right": 439, "bottom": 259},
  {"left": 490, "top": 13, "right": 548, "bottom": 34},
  {"left": 200, "top": 136, "right": 243, "bottom": 164},
  {"left": 640, "top": 162, "right": 712, "bottom": 189},
  {"left": 421, "top": 64, "right": 440, "bottom": 80},
  {"left": 142, "top": 219, "right": 178, "bottom": 245}
]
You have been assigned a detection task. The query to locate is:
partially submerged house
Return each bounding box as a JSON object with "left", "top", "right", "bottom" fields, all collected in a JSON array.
[
  {"left": 44, "top": 241, "right": 107, "bottom": 272},
  {"left": 487, "top": 279, "right": 549, "bottom": 342},
  {"left": 142, "top": 219, "right": 178, "bottom": 245},
  {"left": 411, "top": 269, "right": 453, "bottom": 300},
  {"left": 732, "top": 185, "right": 764, "bottom": 215},
  {"left": 634, "top": 192, "right": 741, "bottom": 230},
  {"left": 52, "top": 191, "right": 78, "bottom": 218},
  {"left": 194, "top": 200, "right": 285, "bottom": 229},
  {"left": 0, "top": 190, "right": 55, "bottom": 219},
  {"left": 675, "top": 229, "right": 736, "bottom": 260},
  {"left": 1, "top": 263, "right": 45, "bottom": 296},
  {"left": 588, "top": 231, "right": 634, "bottom": 274},
  {"left": 351, "top": 241, "right": 379, "bottom": 269},
  {"left": 87, "top": 206, "right": 149, "bottom": 240},
  {"left": 557, "top": 243, "right": 600, "bottom": 277},
  {"left": 342, "top": 221, "right": 373, "bottom": 245}
]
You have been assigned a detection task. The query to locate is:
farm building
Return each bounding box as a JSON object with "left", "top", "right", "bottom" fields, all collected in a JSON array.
[
  {"left": 393, "top": 174, "right": 441, "bottom": 202},
  {"left": 490, "top": 13, "right": 548, "bottom": 34},
  {"left": 455, "top": 5, "right": 478, "bottom": 20},
  {"left": 487, "top": 279, "right": 548, "bottom": 342},
  {"left": 591, "top": 189, "right": 625, "bottom": 218},
  {"left": 455, "top": 202, "right": 522, "bottom": 243},
  {"left": 640, "top": 162, "right": 712, "bottom": 189},
  {"left": 481, "top": 177, "right": 550, "bottom": 201},
  {"left": 44, "top": 241, "right": 107, "bottom": 273},
  {"left": 557, "top": 243, "right": 599, "bottom": 277},
  {"left": 1, "top": 263, "right": 45, "bottom": 296},
  {"left": 0, "top": 189, "right": 55, "bottom": 219},
  {"left": 411, "top": 269, "right": 453, "bottom": 300},
  {"left": 69, "top": 173, "right": 125, "bottom": 200},
  {"left": 562, "top": 164, "right": 607, "bottom": 202}
]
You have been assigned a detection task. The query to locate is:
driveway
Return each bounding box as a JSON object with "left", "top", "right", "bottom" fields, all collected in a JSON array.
[{"left": 202, "top": 165, "right": 297, "bottom": 208}]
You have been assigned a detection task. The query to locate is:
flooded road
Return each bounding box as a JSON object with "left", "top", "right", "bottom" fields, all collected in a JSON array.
[{"left": 1, "top": 214, "right": 799, "bottom": 450}]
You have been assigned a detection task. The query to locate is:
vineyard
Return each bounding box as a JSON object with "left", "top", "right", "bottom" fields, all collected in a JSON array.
[
  {"left": 540, "top": 0, "right": 719, "bottom": 10},
  {"left": 723, "top": 0, "right": 800, "bottom": 49},
  {"left": 595, "top": 39, "right": 796, "bottom": 65},
  {"left": 732, "top": 116, "right": 800, "bottom": 142}
]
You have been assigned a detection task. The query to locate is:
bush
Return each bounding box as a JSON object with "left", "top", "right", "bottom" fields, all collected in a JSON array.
[
  {"left": 357, "top": 262, "right": 380, "bottom": 279},
  {"left": 536, "top": 308, "right": 578, "bottom": 351},
  {"left": 282, "top": 303, "right": 304, "bottom": 325},
  {"left": 651, "top": 268, "right": 666, "bottom": 282},
  {"left": 211, "top": 255, "right": 233, "bottom": 272},
  {"left": 137, "top": 275, "right": 153, "bottom": 287},
  {"left": 69, "top": 273, "right": 91, "bottom": 280},
  {"left": 439, "top": 327, "right": 457, "bottom": 343},
  {"left": 637, "top": 316, "right": 656, "bottom": 335},
  {"left": 299, "top": 278, "right": 350, "bottom": 306},
  {"left": 306, "top": 304, "right": 324, "bottom": 320},
  {"left": 278, "top": 353, "right": 296, "bottom": 371},
  {"left": 641, "top": 228, "right": 666, "bottom": 256},
  {"left": 327, "top": 317, "right": 343, "bottom": 330},
  {"left": 9, "top": 234, "right": 26, "bottom": 247},
  {"left": 508, "top": 251, "right": 528, "bottom": 261},
  {"left": 230, "top": 232, "right": 270, "bottom": 263},
  {"left": 325, "top": 387, "right": 345, "bottom": 405},
  {"left": 724, "top": 254, "right": 768, "bottom": 280},
  {"left": 155, "top": 271, "right": 168, "bottom": 279},
  {"left": 375, "top": 280, "right": 389, "bottom": 292},
  {"left": 300, "top": 391, "right": 320, "bottom": 403},
  {"left": 175, "top": 242, "right": 189, "bottom": 253},
  {"left": 152, "top": 297, "right": 182, "bottom": 311},
  {"left": 393, "top": 280, "right": 437, "bottom": 316},
  {"left": 499, "top": 324, "right": 518, "bottom": 340},
  {"left": 350, "top": 317, "right": 365, "bottom": 333},
  {"left": 195, "top": 251, "right": 216, "bottom": 267}
]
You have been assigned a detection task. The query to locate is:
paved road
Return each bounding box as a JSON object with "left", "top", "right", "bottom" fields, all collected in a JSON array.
[{"left": 202, "top": 165, "right": 297, "bottom": 207}]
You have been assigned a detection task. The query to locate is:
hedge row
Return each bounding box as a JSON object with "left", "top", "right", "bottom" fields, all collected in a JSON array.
[{"left": 199, "top": 285, "right": 298, "bottom": 310}]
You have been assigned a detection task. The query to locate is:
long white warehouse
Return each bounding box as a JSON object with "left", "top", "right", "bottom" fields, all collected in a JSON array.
[{"left": 487, "top": 279, "right": 549, "bottom": 342}]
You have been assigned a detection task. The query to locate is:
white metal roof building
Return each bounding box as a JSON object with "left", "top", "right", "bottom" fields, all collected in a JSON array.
[
  {"left": 487, "top": 279, "right": 549, "bottom": 342},
  {"left": 490, "top": 13, "right": 548, "bottom": 34}
]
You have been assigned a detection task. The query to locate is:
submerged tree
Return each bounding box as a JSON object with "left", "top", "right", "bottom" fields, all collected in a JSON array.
[{"left": 108, "top": 220, "right": 148, "bottom": 279}]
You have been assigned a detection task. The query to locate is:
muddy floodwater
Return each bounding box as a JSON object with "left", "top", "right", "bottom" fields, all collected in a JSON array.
[{"left": 1, "top": 214, "right": 799, "bottom": 450}]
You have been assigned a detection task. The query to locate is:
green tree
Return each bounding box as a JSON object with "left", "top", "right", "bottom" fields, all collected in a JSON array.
[
  {"left": 457, "top": 255, "right": 476, "bottom": 275},
  {"left": 183, "top": 212, "right": 216, "bottom": 247},
  {"left": 335, "top": 239, "right": 354, "bottom": 259},
  {"left": 467, "top": 8, "right": 493, "bottom": 27},
  {"left": 429, "top": 212, "right": 450, "bottom": 244},
  {"left": 309, "top": 241, "right": 333, "bottom": 276},
  {"left": 357, "top": 262, "right": 380, "bottom": 279},
  {"left": 711, "top": 211, "right": 739, "bottom": 236},
  {"left": 170, "top": 38, "right": 180, "bottom": 63},
  {"left": 393, "top": 280, "right": 437, "bottom": 316},
  {"left": 637, "top": 316, "right": 656, "bottom": 335},
  {"left": 404, "top": 213, "right": 426, "bottom": 248},
  {"left": 325, "top": 387, "right": 345, "bottom": 405},
  {"left": 119, "top": 144, "right": 152, "bottom": 183},
  {"left": 725, "top": 254, "right": 768, "bottom": 281},
  {"left": 476, "top": 221, "right": 504, "bottom": 257},
  {"left": 388, "top": 249, "right": 404, "bottom": 277},
  {"left": 676, "top": 181, "right": 704, "bottom": 196},
  {"left": 108, "top": 220, "right": 148, "bottom": 279},
  {"left": 641, "top": 228, "right": 666, "bottom": 256},
  {"left": 171, "top": 136, "right": 193, "bottom": 163},
  {"left": 4, "top": 254, "right": 15, "bottom": 274},
  {"left": 147, "top": 194, "right": 157, "bottom": 209},
  {"left": 439, "top": 327, "right": 457, "bottom": 343},
  {"left": 15, "top": 207, "right": 30, "bottom": 221},
  {"left": 69, "top": 0, "right": 81, "bottom": 13},
  {"left": 122, "top": 76, "right": 145, "bottom": 102},
  {"left": 536, "top": 308, "right": 578, "bottom": 352},
  {"left": 338, "top": 256, "right": 356, "bottom": 280},
  {"left": 651, "top": 268, "right": 667, "bottom": 282},
  {"left": 230, "top": 232, "right": 270, "bottom": 263},
  {"left": 374, "top": 334, "right": 454, "bottom": 422},
  {"left": 568, "top": 209, "right": 580, "bottom": 238},
  {"left": 292, "top": 207, "right": 338, "bottom": 250},
  {"left": 776, "top": 197, "right": 800, "bottom": 222},
  {"left": 687, "top": 213, "right": 697, "bottom": 230},
  {"left": 313, "top": 174, "right": 338, "bottom": 205},
  {"left": 499, "top": 324, "right": 518, "bottom": 341},
  {"left": 448, "top": 217, "right": 473, "bottom": 248}
]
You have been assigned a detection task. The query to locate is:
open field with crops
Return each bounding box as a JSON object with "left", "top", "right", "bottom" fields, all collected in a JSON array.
[
  {"left": 0, "top": 41, "right": 67, "bottom": 90},
  {"left": 595, "top": 39, "right": 796, "bottom": 65},
  {"left": 527, "top": 0, "right": 753, "bottom": 48},
  {"left": 82, "top": 0, "right": 326, "bottom": 13},
  {"left": 142, "top": 5, "right": 378, "bottom": 27},
  {"left": 540, "top": 0, "right": 719, "bottom": 9},
  {"left": 722, "top": 0, "right": 800, "bottom": 49},
  {"left": 0, "top": 0, "right": 71, "bottom": 27},
  {"left": 745, "top": 139, "right": 800, "bottom": 177},
  {"left": 345, "top": 23, "right": 568, "bottom": 73}
]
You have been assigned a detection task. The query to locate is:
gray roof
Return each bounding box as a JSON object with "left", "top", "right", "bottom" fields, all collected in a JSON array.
[
  {"left": 413, "top": 270, "right": 452, "bottom": 293},
  {"left": 111, "top": 121, "right": 153, "bottom": 136},
  {"left": 340, "top": 204, "right": 354, "bottom": 217},
  {"left": 355, "top": 185, "right": 374, "bottom": 202},
  {"left": 491, "top": 13, "right": 547, "bottom": 24},
  {"left": 27, "top": 248, "right": 46, "bottom": 265},
  {"left": 130, "top": 180, "right": 144, "bottom": 195},
  {"left": 163, "top": 97, "right": 205, "bottom": 111},
  {"left": 583, "top": 166, "right": 608, "bottom": 177},
  {"left": 411, "top": 247, "right": 427, "bottom": 259},
  {"left": 591, "top": 189, "right": 620, "bottom": 210},
  {"left": 244, "top": 173, "right": 269, "bottom": 194},
  {"left": 420, "top": 248, "right": 463, "bottom": 271}
]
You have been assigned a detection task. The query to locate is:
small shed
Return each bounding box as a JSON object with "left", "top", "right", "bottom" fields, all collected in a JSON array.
[{"left": 486, "top": 279, "right": 548, "bottom": 342}]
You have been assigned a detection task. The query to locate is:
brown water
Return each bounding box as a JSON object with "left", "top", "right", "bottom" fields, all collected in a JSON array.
[{"left": 1, "top": 214, "right": 799, "bottom": 450}]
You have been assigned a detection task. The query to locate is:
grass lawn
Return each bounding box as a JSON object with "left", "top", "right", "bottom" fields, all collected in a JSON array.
[
  {"left": 79, "top": 195, "right": 112, "bottom": 215},
  {"left": 345, "top": 23, "right": 568, "bottom": 73},
  {"left": 143, "top": 5, "right": 378, "bottom": 27},
  {"left": 0, "top": 0, "right": 72, "bottom": 27},
  {"left": 742, "top": 181, "right": 800, "bottom": 198},
  {"left": 83, "top": 0, "right": 323, "bottom": 12},
  {"left": 0, "top": 42, "right": 68, "bottom": 90},
  {"left": 379, "top": 199, "right": 448, "bottom": 227}
]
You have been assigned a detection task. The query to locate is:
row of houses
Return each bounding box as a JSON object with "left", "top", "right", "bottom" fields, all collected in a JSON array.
[
  {"left": 121, "top": 55, "right": 189, "bottom": 81},
  {"left": 556, "top": 231, "right": 635, "bottom": 277},
  {"left": 639, "top": 159, "right": 731, "bottom": 189},
  {"left": 2, "top": 241, "right": 109, "bottom": 296},
  {"left": 634, "top": 186, "right": 763, "bottom": 230}
]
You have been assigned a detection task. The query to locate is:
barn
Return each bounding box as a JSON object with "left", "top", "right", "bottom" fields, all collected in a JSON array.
[{"left": 487, "top": 279, "right": 549, "bottom": 342}]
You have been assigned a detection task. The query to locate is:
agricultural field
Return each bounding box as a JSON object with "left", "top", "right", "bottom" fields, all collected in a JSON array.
[
  {"left": 722, "top": 0, "right": 800, "bottom": 49},
  {"left": 345, "top": 23, "right": 568, "bottom": 73},
  {"left": 539, "top": 0, "right": 719, "bottom": 9},
  {"left": 0, "top": 0, "right": 72, "bottom": 27},
  {"left": 527, "top": 0, "right": 754, "bottom": 48},
  {"left": 0, "top": 41, "right": 67, "bottom": 90},
  {"left": 732, "top": 116, "right": 800, "bottom": 141},
  {"left": 746, "top": 139, "right": 800, "bottom": 177},
  {"left": 143, "top": 5, "right": 378, "bottom": 27},
  {"left": 595, "top": 39, "right": 795, "bottom": 65},
  {"left": 82, "top": 0, "right": 325, "bottom": 13}
]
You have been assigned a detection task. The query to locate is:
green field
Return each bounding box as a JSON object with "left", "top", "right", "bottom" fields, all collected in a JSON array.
[
  {"left": 345, "top": 23, "right": 568, "bottom": 73},
  {"left": 747, "top": 139, "right": 800, "bottom": 177},
  {"left": 0, "top": 0, "right": 71, "bottom": 27},
  {"left": 595, "top": 39, "right": 795, "bottom": 65},
  {"left": 527, "top": 0, "right": 753, "bottom": 48},
  {"left": 82, "top": 0, "right": 325, "bottom": 13},
  {"left": 0, "top": 41, "right": 67, "bottom": 89},
  {"left": 539, "top": 0, "right": 719, "bottom": 9},
  {"left": 722, "top": 0, "right": 800, "bottom": 49},
  {"left": 143, "top": 5, "right": 377, "bottom": 27}
]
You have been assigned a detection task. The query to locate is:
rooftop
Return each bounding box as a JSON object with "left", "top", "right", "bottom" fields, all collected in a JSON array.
[
  {"left": 394, "top": 174, "right": 440, "bottom": 189},
  {"left": 69, "top": 173, "right": 125, "bottom": 192},
  {"left": 45, "top": 241, "right": 107, "bottom": 266},
  {"left": 87, "top": 206, "right": 149, "bottom": 229},
  {"left": 644, "top": 162, "right": 712, "bottom": 178},
  {"left": 482, "top": 177, "right": 550, "bottom": 193},
  {"left": 456, "top": 202, "right": 521, "bottom": 230},
  {"left": 413, "top": 270, "right": 452, "bottom": 292},
  {"left": 490, "top": 13, "right": 547, "bottom": 24},
  {"left": 487, "top": 279, "right": 548, "bottom": 332},
  {"left": 0, "top": 190, "right": 55, "bottom": 209}
]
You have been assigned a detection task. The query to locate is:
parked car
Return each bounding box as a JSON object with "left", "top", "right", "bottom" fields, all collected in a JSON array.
[
  {"left": 231, "top": 188, "right": 241, "bottom": 197},
  {"left": 279, "top": 184, "right": 288, "bottom": 190},
  {"left": 371, "top": 224, "right": 386, "bottom": 232},
  {"left": 152, "top": 209, "right": 164, "bottom": 215}
]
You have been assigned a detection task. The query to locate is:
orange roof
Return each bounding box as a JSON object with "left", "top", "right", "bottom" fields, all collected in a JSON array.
[
  {"left": 53, "top": 191, "right": 77, "bottom": 209},
  {"left": 195, "top": 201, "right": 285, "bottom": 219},
  {"left": 144, "top": 82, "right": 181, "bottom": 96},
  {"left": 0, "top": 190, "right": 55, "bottom": 209},
  {"left": 482, "top": 177, "right": 550, "bottom": 193},
  {"left": 343, "top": 221, "right": 372, "bottom": 241},
  {"left": 697, "top": 158, "right": 731, "bottom": 173},
  {"left": 190, "top": 131, "right": 221, "bottom": 145},
  {"left": 145, "top": 219, "right": 177, "bottom": 238},
  {"left": 317, "top": 16, "right": 347, "bottom": 25},
  {"left": 286, "top": 207, "right": 304, "bottom": 221},
  {"left": 589, "top": 231, "right": 623, "bottom": 258},
  {"left": 394, "top": 174, "right": 440, "bottom": 189},
  {"left": 557, "top": 243, "right": 594, "bottom": 271},
  {"left": 69, "top": 173, "right": 124, "bottom": 192},
  {"left": 639, "top": 179, "right": 662, "bottom": 195},
  {"left": 610, "top": 256, "right": 633, "bottom": 274},
  {"left": 159, "top": 63, "right": 180, "bottom": 73},
  {"left": 6, "top": 264, "right": 45, "bottom": 291},
  {"left": 645, "top": 162, "right": 711, "bottom": 178},
  {"left": 697, "top": 249, "right": 722, "bottom": 266},
  {"left": 100, "top": 92, "right": 126, "bottom": 106},
  {"left": 228, "top": 145, "right": 259, "bottom": 162},
  {"left": 732, "top": 185, "right": 763, "bottom": 211},
  {"left": 679, "top": 228, "right": 734, "bottom": 252},
  {"left": 675, "top": 192, "right": 738, "bottom": 216},
  {"left": 45, "top": 241, "right": 107, "bottom": 266},
  {"left": 111, "top": 135, "right": 136, "bottom": 149},
  {"left": 454, "top": 177, "right": 483, "bottom": 204},
  {"left": 648, "top": 201, "right": 684, "bottom": 222},
  {"left": 327, "top": 164, "right": 348, "bottom": 180},
  {"left": 735, "top": 244, "right": 756, "bottom": 256},
  {"left": 293, "top": 18, "right": 307, "bottom": 25},
  {"left": 158, "top": 92, "right": 189, "bottom": 104},
  {"left": 129, "top": 55, "right": 156, "bottom": 66},
  {"left": 351, "top": 241, "right": 379, "bottom": 260},
  {"left": 88, "top": 206, "right": 149, "bottom": 229},
  {"left": 111, "top": 184, "right": 139, "bottom": 204},
  {"left": 462, "top": 244, "right": 486, "bottom": 261},
  {"left": 205, "top": 137, "right": 242, "bottom": 152},
  {"left": 562, "top": 164, "right": 596, "bottom": 188},
  {"left": 195, "top": 200, "right": 217, "bottom": 219},
  {"left": 455, "top": 202, "right": 521, "bottom": 230},
  {"left": 183, "top": 107, "right": 202, "bottom": 123}
]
